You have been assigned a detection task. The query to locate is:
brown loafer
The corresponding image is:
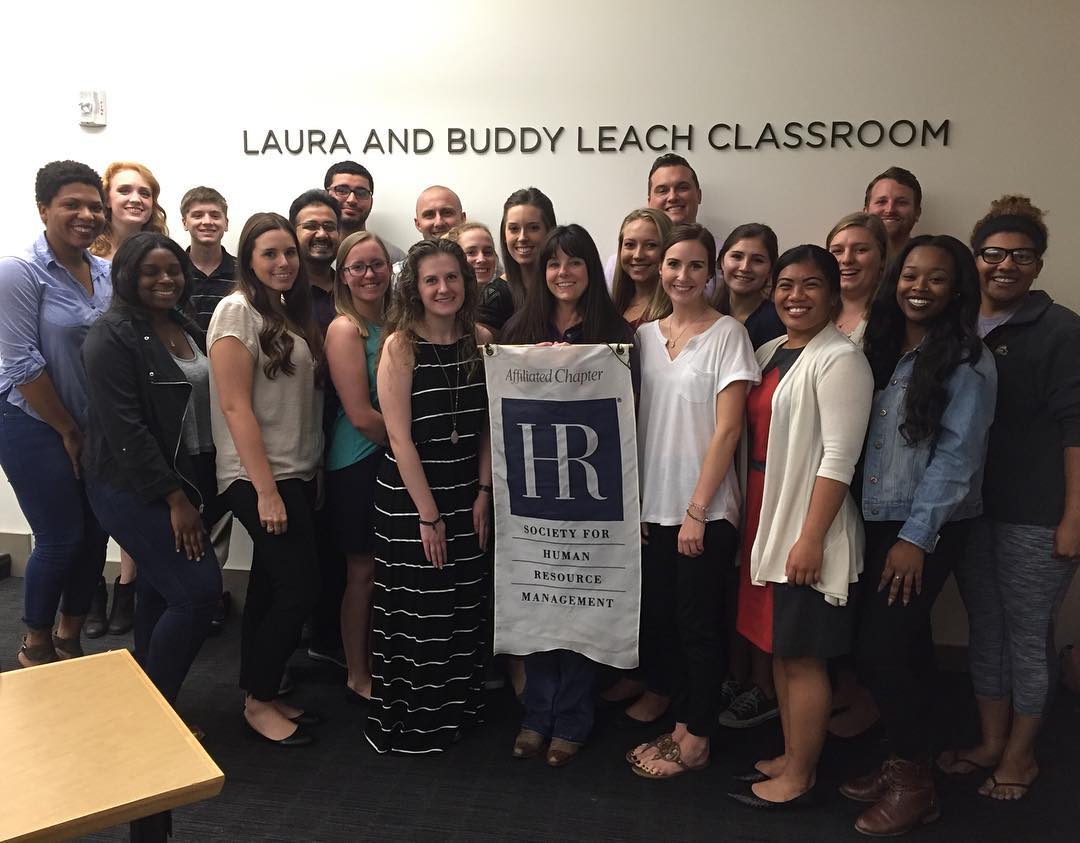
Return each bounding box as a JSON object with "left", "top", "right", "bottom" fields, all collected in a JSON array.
[
  {"left": 546, "top": 738, "right": 581, "bottom": 768},
  {"left": 512, "top": 728, "right": 547, "bottom": 759}
]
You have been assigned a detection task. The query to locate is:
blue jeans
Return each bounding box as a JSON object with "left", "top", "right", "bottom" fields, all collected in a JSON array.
[
  {"left": 86, "top": 477, "right": 221, "bottom": 704},
  {"left": 0, "top": 401, "right": 107, "bottom": 630},
  {"left": 523, "top": 649, "right": 597, "bottom": 743}
]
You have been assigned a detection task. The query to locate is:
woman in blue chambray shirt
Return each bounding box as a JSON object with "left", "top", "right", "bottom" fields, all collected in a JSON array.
[
  {"left": 0, "top": 161, "right": 112, "bottom": 667},
  {"left": 841, "top": 235, "right": 996, "bottom": 837}
]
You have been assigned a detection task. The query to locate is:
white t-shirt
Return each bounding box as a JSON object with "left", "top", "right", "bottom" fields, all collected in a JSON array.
[
  {"left": 636, "top": 317, "right": 760, "bottom": 526},
  {"left": 207, "top": 292, "right": 324, "bottom": 492}
]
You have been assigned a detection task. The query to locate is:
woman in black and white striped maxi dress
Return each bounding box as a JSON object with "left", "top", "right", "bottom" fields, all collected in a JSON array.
[{"left": 365, "top": 333, "right": 489, "bottom": 754}]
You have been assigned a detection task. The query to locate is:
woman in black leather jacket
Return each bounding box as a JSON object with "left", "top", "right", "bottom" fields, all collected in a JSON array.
[{"left": 82, "top": 232, "right": 223, "bottom": 705}]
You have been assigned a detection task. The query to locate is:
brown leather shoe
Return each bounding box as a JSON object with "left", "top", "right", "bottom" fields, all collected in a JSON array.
[
  {"left": 855, "top": 758, "right": 940, "bottom": 837},
  {"left": 841, "top": 759, "right": 890, "bottom": 803}
]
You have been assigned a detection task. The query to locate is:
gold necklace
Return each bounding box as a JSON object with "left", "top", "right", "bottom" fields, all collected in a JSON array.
[
  {"left": 428, "top": 339, "right": 462, "bottom": 445},
  {"left": 664, "top": 315, "right": 704, "bottom": 348}
]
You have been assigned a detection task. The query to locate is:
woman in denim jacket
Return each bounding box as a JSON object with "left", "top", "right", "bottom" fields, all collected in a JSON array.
[{"left": 842, "top": 235, "right": 997, "bottom": 836}]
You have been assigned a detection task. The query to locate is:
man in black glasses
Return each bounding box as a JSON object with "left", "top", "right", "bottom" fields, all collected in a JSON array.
[
  {"left": 323, "top": 160, "right": 406, "bottom": 264},
  {"left": 289, "top": 189, "right": 342, "bottom": 336}
]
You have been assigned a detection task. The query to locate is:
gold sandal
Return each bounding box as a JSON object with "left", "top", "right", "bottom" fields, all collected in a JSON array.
[{"left": 631, "top": 737, "right": 710, "bottom": 779}]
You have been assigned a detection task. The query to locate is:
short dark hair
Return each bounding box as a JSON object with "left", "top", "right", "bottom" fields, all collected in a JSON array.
[
  {"left": 772, "top": 244, "right": 842, "bottom": 299},
  {"left": 288, "top": 189, "right": 342, "bottom": 226},
  {"left": 648, "top": 154, "right": 700, "bottom": 192},
  {"left": 110, "top": 232, "right": 193, "bottom": 311},
  {"left": 35, "top": 160, "right": 104, "bottom": 205},
  {"left": 864, "top": 166, "right": 922, "bottom": 210},
  {"left": 180, "top": 186, "right": 228, "bottom": 217},
  {"left": 323, "top": 160, "right": 374, "bottom": 193}
]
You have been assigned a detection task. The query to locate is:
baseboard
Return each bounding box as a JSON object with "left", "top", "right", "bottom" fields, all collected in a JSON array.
[{"left": 0, "top": 532, "right": 32, "bottom": 577}]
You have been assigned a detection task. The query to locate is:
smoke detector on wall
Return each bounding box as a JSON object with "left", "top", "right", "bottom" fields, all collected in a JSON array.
[{"left": 79, "top": 91, "right": 107, "bottom": 127}]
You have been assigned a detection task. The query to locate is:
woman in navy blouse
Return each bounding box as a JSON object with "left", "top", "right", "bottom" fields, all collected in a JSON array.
[{"left": 0, "top": 161, "right": 112, "bottom": 666}]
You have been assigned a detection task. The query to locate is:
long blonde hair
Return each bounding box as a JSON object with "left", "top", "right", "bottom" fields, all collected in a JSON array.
[
  {"left": 91, "top": 161, "right": 168, "bottom": 257},
  {"left": 334, "top": 230, "right": 392, "bottom": 339},
  {"left": 610, "top": 208, "right": 673, "bottom": 318}
]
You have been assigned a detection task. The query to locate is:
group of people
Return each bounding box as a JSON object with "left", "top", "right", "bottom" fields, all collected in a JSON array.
[{"left": 1, "top": 152, "right": 1077, "bottom": 838}]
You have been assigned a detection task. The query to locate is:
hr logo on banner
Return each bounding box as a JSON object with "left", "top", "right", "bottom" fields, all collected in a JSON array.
[{"left": 502, "top": 398, "right": 623, "bottom": 521}]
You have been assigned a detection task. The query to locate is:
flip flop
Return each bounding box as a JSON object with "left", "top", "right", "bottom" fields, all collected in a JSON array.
[
  {"left": 937, "top": 749, "right": 988, "bottom": 776},
  {"left": 982, "top": 773, "right": 1038, "bottom": 801},
  {"left": 630, "top": 738, "right": 710, "bottom": 779},
  {"left": 625, "top": 733, "right": 675, "bottom": 765}
]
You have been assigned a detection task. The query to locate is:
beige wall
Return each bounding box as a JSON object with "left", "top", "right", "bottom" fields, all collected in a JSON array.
[{"left": 1, "top": 0, "right": 1078, "bottom": 641}]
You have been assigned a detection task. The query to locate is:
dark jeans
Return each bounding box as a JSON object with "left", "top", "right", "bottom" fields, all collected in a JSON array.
[
  {"left": 226, "top": 478, "right": 320, "bottom": 701},
  {"left": 86, "top": 477, "right": 222, "bottom": 704},
  {"left": 523, "top": 649, "right": 597, "bottom": 743},
  {"left": 855, "top": 519, "right": 971, "bottom": 760},
  {"left": 639, "top": 519, "right": 737, "bottom": 737},
  {"left": 0, "top": 401, "right": 107, "bottom": 629}
]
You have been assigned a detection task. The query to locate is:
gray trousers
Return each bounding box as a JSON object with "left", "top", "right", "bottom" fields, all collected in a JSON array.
[{"left": 955, "top": 518, "right": 1079, "bottom": 716}]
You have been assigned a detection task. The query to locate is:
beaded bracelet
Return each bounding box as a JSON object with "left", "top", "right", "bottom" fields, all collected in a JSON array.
[
  {"left": 687, "top": 500, "right": 707, "bottom": 516},
  {"left": 685, "top": 509, "right": 708, "bottom": 525}
]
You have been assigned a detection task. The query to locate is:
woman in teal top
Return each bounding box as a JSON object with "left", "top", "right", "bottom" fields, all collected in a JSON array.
[{"left": 324, "top": 230, "right": 392, "bottom": 703}]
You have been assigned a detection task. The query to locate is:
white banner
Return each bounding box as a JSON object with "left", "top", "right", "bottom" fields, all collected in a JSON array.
[{"left": 485, "top": 343, "right": 641, "bottom": 669}]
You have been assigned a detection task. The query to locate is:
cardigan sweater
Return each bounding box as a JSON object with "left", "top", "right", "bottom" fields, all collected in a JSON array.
[{"left": 747, "top": 325, "right": 874, "bottom": 605}]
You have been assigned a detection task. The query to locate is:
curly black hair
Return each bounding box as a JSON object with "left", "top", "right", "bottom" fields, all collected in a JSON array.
[{"left": 34, "top": 160, "right": 104, "bottom": 206}]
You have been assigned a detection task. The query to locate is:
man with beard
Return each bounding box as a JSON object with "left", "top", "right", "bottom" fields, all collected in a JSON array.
[
  {"left": 863, "top": 166, "right": 922, "bottom": 259},
  {"left": 290, "top": 189, "right": 342, "bottom": 337},
  {"left": 323, "top": 161, "right": 406, "bottom": 266}
]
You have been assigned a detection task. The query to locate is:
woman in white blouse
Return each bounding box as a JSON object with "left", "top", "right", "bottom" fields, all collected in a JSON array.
[{"left": 626, "top": 223, "right": 759, "bottom": 779}]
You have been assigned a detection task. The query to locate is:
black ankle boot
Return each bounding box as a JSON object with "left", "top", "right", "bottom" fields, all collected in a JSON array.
[
  {"left": 107, "top": 577, "right": 136, "bottom": 635},
  {"left": 84, "top": 576, "right": 108, "bottom": 639}
]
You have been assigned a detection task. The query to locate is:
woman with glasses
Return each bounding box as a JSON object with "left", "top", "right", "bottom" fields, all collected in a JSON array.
[
  {"left": 937, "top": 196, "right": 1080, "bottom": 803},
  {"left": 324, "top": 231, "right": 391, "bottom": 703}
]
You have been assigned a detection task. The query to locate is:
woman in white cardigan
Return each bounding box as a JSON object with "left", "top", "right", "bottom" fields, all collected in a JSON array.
[{"left": 729, "top": 244, "right": 874, "bottom": 809}]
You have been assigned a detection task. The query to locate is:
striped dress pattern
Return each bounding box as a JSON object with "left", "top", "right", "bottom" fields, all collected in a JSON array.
[{"left": 365, "top": 337, "right": 489, "bottom": 754}]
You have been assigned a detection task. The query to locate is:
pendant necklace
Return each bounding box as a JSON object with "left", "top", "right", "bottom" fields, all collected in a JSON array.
[
  {"left": 429, "top": 339, "right": 462, "bottom": 445},
  {"left": 665, "top": 317, "right": 697, "bottom": 349}
]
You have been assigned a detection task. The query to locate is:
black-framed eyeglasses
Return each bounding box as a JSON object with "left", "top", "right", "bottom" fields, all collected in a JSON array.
[
  {"left": 298, "top": 221, "right": 338, "bottom": 234},
  {"left": 976, "top": 247, "right": 1038, "bottom": 266},
  {"left": 342, "top": 260, "right": 388, "bottom": 277},
  {"left": 329, "top": 185, "right": 372, "bottom": 201}
]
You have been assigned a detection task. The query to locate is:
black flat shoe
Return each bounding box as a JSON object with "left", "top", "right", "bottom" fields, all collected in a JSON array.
[
  {"left": 245, "top": 719, "right": 314, "bottom": 747},
  {"left": 615, "top": 708, "right": 668, "bottom": 729},
  {"left": 288, "top": 709, "right": 324, "bottom": 727},
  {"left": 732, "top": 769, "right": 769, "bottom": 784},
  {"left": 727, "top": 788, "right": 817, "bottom": 810},
  {"left": 345, "top": 686, "right": 371, "bottom": 706}
]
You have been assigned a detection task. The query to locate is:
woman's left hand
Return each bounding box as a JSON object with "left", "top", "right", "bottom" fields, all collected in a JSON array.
[
  {"left": 784, "top": 535, "right": 823, "bottom": 586},
  {"left": 1053, "top": 514, "right": 1080, "bottom": 560},
  {"left": 473, "top": 490, "right": 491, "bottom": 551},
  {"left": 678, "top": 515, "right": 705, "bottom": 558},
  {"left": 878, "top": 539, "right": 925, "bottom": 606}
]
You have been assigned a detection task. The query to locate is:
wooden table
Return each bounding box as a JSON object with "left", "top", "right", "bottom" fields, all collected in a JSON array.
[{"left": 0, "top": 649, "right": 224, "bottom": 841}]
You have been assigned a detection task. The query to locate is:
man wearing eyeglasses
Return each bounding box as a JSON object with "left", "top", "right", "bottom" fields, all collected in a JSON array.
[
  {"left": 864, "top": 166, "right": 923, "bottom": 258},
  {"left": 289, "top": 189, "right": 342, "bottom": 337},
  {"left": 323, "top": 160, "right": 406, "bottom": 265}
]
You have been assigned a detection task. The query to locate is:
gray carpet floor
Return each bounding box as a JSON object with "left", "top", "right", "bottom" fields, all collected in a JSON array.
[{"left": 2, "top": 576, "right": 1077, "bottom": 842}]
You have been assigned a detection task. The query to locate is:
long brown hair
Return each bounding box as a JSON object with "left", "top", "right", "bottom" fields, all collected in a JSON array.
[
  {"left": 382, "top": 238, "right": 480, "bottom": 370},
  {"left": 235, "top": 212, "right": 325, "bottom": 383},
  {"left": 610, "top": 208, "right": 673, "bottom": 317}
]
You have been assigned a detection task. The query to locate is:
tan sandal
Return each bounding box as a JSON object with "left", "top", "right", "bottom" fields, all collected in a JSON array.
[
  {"left": 631, "top": 737, "right": 710, "bottom": 779},
  {"left": 546, "top": 738, "right": 580, "bottom": 768},
  {"left": 512, "top": 728, "right": 548, "bottom": 759}
]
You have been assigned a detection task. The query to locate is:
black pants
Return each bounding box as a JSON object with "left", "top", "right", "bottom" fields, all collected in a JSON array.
[
  {"left": 226, "top": 478, "right": 320, "bottom": 701},
  {"left": 639, "top": 519, "right": 737, "bottom": 737},
  {"left": 855, "top": 519, "right": 971, "bottom": 760},
  {"left": 310, "top": 501, "right": 345, "bottom": 652}
]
